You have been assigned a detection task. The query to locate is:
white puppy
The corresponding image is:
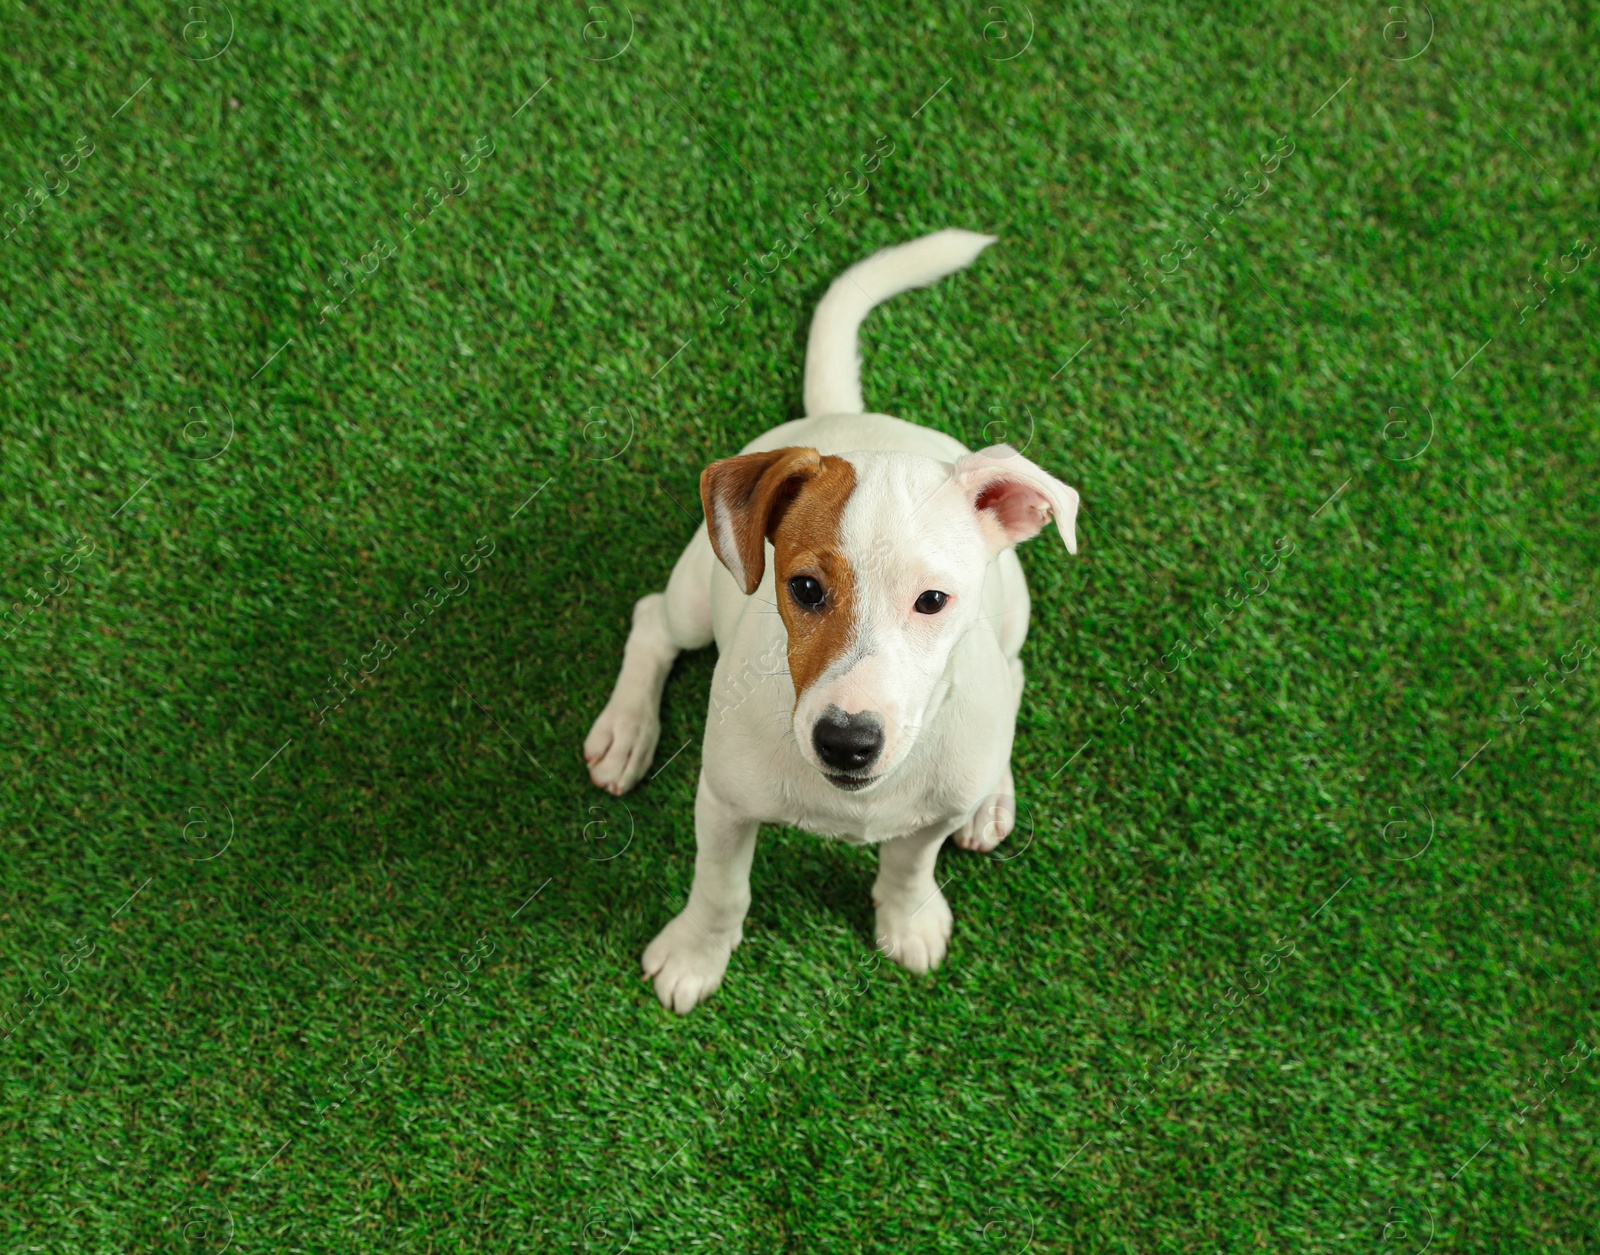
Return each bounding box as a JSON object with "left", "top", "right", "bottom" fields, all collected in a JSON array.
[{"left": 584, "top": 229, "right": 1079, "bottom": 1013}]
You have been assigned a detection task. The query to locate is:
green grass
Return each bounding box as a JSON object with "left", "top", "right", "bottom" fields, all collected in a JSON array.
[{"left": 3, "top": 1, "right": 1599, "bottom": 1250}]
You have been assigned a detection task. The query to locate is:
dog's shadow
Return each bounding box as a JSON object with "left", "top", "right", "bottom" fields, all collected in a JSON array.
[
  {"left": 750, "top": 823, "right": 880, "bottom": 940},
  {"left": 547, "top": 290, "right": 909, "bottom": 955}
]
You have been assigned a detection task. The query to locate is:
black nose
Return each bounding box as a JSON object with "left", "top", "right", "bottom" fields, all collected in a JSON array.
[{"left": 812, "top": 709, "right": 884, "bottom": 773}]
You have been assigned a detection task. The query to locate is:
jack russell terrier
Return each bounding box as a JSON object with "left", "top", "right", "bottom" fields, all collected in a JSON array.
[{"left": 584, "top": 229, "right": 1079, "bottom": 1012}]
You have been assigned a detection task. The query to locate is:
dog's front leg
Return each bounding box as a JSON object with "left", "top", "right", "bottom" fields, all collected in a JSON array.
[
  {"left": 872, "top": 824, "right": 955, "bottom": 973},
  {"left": 642, "top": 771, "right": 757, "bottom": 1013}
]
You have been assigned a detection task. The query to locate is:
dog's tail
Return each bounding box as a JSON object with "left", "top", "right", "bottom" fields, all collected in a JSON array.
[{"left": 802, "top": 228, "right": 997, "bottom": 417}]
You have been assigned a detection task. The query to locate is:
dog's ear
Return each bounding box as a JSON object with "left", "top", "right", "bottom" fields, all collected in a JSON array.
[
  {"left": 700, "top": 446, "right": 824, "bottom": 594},
  {"left": 952, "top": 444, "right": 1079, "bottom": 554}
]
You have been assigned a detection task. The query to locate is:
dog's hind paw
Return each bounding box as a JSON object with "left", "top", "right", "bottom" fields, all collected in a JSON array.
[
  {"left": 875, "top": 888, "right": 953, "bottom": 974},
  {"left": 953, "top": 769, "right": 1016, "bottom": 852},
  {"left": 584, "top": 702, "right": 661, "bottom": 796},
  {"left": 642, "top": 912, "right": 739, "bottom": 1013}
]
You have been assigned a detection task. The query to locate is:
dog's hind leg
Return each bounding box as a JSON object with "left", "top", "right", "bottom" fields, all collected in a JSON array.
[
  {"left": 585, "top": 526, "right": 715, "bottom": 795},
  {"left": 948, "top": 555, "right": 1028, "bottom": 852},
  {"left": 952, "top": 763, "right": 1016, "bottom": 853}
]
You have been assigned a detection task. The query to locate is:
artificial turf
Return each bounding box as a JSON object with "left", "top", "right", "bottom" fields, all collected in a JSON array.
[{"left": 3, "top": 1, "right": 1599, "bottom": 1250}]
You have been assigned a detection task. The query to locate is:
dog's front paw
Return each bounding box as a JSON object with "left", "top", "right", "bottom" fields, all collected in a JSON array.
[
  {"left": 584, "top": 701, "right": 661, "bottom": 796},
  {"left": 953, "top": 768, "right": 1016, "bottom": 852},
  {"left": 874, "top": 887, "right": 953, "bottom": 974},
  {"left": 642, "top": 912, "right": 740, "bottom": 1013}
]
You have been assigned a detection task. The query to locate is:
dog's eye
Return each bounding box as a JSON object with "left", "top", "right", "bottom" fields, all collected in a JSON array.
[
  {"left": 914, "top": 590, "right": 949, "bottom": 615},
  {"left": 788, "top": 576, "right": 826, "bottom": 608}
]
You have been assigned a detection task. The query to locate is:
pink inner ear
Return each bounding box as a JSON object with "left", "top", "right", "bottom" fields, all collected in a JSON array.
[{"left": 974, "top": 477, "right": 1052, "bottom": 541}]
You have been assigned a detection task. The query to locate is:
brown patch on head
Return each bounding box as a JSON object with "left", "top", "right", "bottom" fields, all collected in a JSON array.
[
  {"left": 700, "top": 447, "right": 858, "bottom": 702},
  {"left": 700, "top": 447, "right": 823, "bottom": 594},
  {"left": 770, "top": 456, "right": 857, "bottom": 701}
]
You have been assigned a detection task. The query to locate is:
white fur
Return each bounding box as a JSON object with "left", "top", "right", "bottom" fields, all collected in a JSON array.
[
  {"left": 585, "top": 230, "right": 1077, "bottom": 1013},
  {"left": 707, "top": 489, "right": 748, "bottom": 593},
  {"left": 803, "top": 229, "right": 998, "bottom": 417}
]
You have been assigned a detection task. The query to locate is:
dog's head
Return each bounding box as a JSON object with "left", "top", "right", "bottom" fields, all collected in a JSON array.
[{"left": 701, "top": 444, "right": 1078, "bottom": 792}]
